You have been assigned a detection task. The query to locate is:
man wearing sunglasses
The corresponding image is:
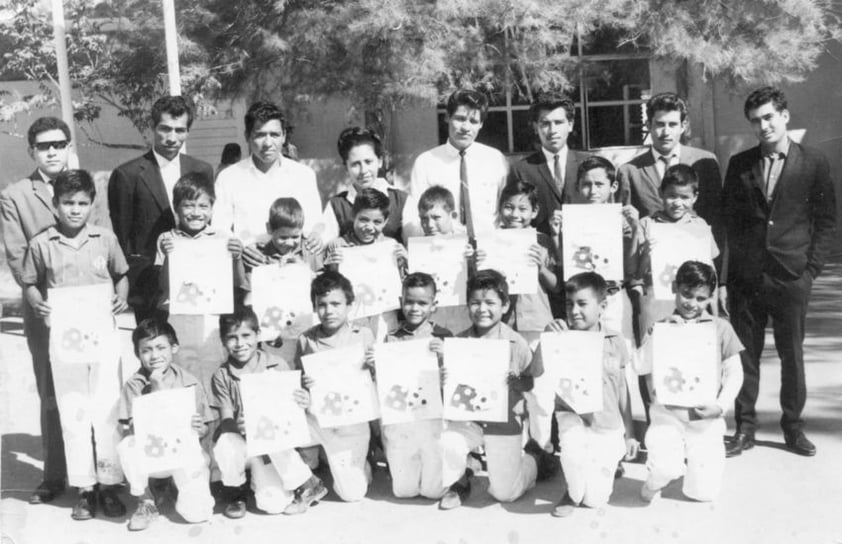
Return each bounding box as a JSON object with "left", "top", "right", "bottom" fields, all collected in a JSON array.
[{"left": 1, "top": 116, "right": 74, "bottom": 504}]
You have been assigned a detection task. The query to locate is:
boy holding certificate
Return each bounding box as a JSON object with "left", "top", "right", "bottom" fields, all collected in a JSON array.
[
  {"left": 22, "top": 170, "right": 129, "bottom": 520},
  {"left": 116, "top": 318, "right": 214, "bottom": 531},
  {"left": 439, "top": 269, "right": 544, "bottom": 510},
  {"left": 294, "top": 271, "right": 377, "bottom": 502},
  {"left": 540, "top": 272, "right": 639, "bottom": 518},
  {"left": 211, "top": 308, "right": 326, "bottom": 518},
  {"left": 365, "top": 272, "right": 452, "bottom": 499},
  {"left": 639, "top": 261, "right": 743, "bottom": 503},
  {"left": 242, "top": 197, "right": 322, "bottom": 276}
]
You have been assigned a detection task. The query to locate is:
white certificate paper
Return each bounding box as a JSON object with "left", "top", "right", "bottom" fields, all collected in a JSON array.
[
  {"left": 476, "top": 228, "right": 538, "bottom": 295},
  {"left": 48, "top": 283, "right": 117, "bottom": 365},
  {"left": 339, "top": 242, "right": 402, "bottom": 319},
  {"left": 132, "top": 387, "right": 199, "bottom": 473},
  {"left": 652, "top": 322, "right": 718, "bottom": 407},
  {"left": 408, "top": 235, "right": 469, "bottom": 307},
  {"left": 442, "top": 338, "right": 509, "bottom": 423},
  {"left": 374, "top": 339, "right": 443, "bottom": 425},
  {"left": 562, "top": 204, "right": 623, "bottom": 281},
  {"left": 241, "top": 370, "right": 311, "bottom": 456},
  {"left": 539, "top": 331, "right": 604, "bottom": 414},
  {"left": 301, "top": 344, "right": 380, "bottom": 427},
  {"left": 649, "top": 222, "right": 714, "bottom": 301},
  {"left": 251, "top": 262, "right": 315, "bottom": 342},
  {"left": 169, "top": 237, "right": 233, "bottom": 314}
]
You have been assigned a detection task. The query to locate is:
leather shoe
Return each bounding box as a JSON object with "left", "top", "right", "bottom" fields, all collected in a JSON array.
[
  {"left": 725, "top": 432, "right": 755, "bottom": 458},
  {"left": 784, "top": 432, "right": 816, "bottom": 457},
  {"left": 29, "top": 481, "right": 64, "bottom": 504}
]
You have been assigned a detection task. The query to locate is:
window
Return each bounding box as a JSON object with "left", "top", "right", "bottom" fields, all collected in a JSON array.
[{"left": 436, "top": 26, "right": 651, "bottom": 153}]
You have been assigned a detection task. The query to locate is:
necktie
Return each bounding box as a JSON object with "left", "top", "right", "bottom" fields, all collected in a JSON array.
[
  {"left": 553, "top": 154, "right": 563, "bottom": 193},
  {"left": 459, "top": 149, "right": 474, "bottom": 237},
  {"left": 764, "top": 153, "right": 782, "bottom": 200},
  {"left": 657, "top": 155, "right": 670, "bottom": 179}
]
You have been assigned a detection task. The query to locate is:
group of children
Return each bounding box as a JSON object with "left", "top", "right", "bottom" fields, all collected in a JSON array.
[{"left": 19, "top": 140, "right": 741, "bottom": 530}]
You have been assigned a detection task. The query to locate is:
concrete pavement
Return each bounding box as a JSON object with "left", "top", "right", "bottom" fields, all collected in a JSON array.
[{"left": 1, "top": 264, "right": 841, "bottom": 544}]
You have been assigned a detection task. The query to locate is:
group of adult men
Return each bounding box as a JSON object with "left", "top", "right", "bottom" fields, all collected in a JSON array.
[{"left": 1, "top": 85, "right": 835, "bottom": 504}]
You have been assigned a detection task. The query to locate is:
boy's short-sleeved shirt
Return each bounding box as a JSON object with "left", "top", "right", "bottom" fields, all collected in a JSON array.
[
  {"left": 154, "top": 227, "right": 223, "bottom": 266},
  {"left": 294, "top": 323, "right": 375, "bottom": 368},
  {"left": 119, "top": 363, "right": 215, "bottom": 425},
  {"left": 385, "top": 320, "right": 453, "bottom": 343},
  {"left": 211, "top": 349, "right": 291, "bottom": 419},
  {"left": 455, "top": 322, "right": 538, "bottom": 436},
  {"left": 21, "top": 224, "right": 128, "bottom": 289}
]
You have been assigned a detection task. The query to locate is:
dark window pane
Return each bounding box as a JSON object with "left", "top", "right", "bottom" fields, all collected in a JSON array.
[
  {"left": 587, "top": 105, "right": 645, "bottom": 148},
  {"left": 584, "top": 59, "right": 650, "bottom": 103},
  {"left": 512, "top": 110, "right": 536, "bottom": 153},
  {"left": 475, "top": 111, "right": 509, "bottom": 153},
  {"left": 437, "top": 112, "right": 448, "bottom": 145}
]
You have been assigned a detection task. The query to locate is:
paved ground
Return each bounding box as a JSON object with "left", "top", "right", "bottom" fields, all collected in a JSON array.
[{"left": 1, "top": 264, "right": 841, "bottom": 544}]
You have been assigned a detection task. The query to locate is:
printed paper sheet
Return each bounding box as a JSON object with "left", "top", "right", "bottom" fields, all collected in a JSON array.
[
  {"left": 652, "top": 322, "right": 718, "bottom": 407},
  {"left": 48, "top": 283, "right": 117, "bottom": 365},
  {"left": 649, "top": 223, "right": 714, "bottom": 301},
  {"left": 407, "top": 235, "right": 469, "bottom": 307},
  {"left": 169, "top": 237, "right": 233, "bottom": 314},
  {"left": 476, "top": 228, "right": 538, "bottom": 295},
  {"left": 241, "top": 370, "right": 311, "bottom": 456},
  {"left": 251, "top": 262, "right": 315, "bottom": 342},
  {"left": 539, "top": 331, "right": 604, "bottom": 414},
  {"left": 562, "top": 204, "right": 623, "bottom": 281},
  {"left": 301, "top": 344, "right": 380, "bottom": 427},
  {"left": 339, "top": 242, "right": 402, "bottom": 319},
  {"left": 442, "top": 338, "right": 509, "bottom": 422},
  {"left": 132, "top": 387, "right": 199, "bottom": 473},
  {"left": 374, "top": 339, "right": 443, "bottom": 425}
]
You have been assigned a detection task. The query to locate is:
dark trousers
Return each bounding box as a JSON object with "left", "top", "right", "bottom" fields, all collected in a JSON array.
[
  {"left": 22, "top": 297, "right": 67, "bottom": 485},
  {"left": 729, "top": 271, "right": 812, "bottom": 436}
]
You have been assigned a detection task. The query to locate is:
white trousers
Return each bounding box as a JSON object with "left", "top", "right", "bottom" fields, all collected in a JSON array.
[
  {"left": 307, "top": 418, "right": 371, "bottom": 502},
  {"left": 381, "top": 419, "right": 447, "bottom": 499},
  {"left": 440, "top": 421, "right": 537, "bottom": 503},
  {"left": 644, "top": 404, "right": 726, "bottom": 501},
  {"left": 213, "top": 432, "right": 312, "bottom": 514},
  {"left": 116, "top": 436, "right": 213, "bottom": 522},
  {"left": 556, "top": 413, "right": 625, "bottom": 507},
  {"left": 52, "top": 354, "right": 123, "bottom": 488}
]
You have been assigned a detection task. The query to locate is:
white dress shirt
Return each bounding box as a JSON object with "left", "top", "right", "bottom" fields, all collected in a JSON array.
[
  {"left": 213, "top": 155, "right": 323, "bottom": 244},
  {"left": 541, "top": 146, "right": 569, "bottom": 191},
  {"left": 409, "top": 140, "right": 508, "bottom": 236},
  {"left": 153, "top": 149, "right": 182, "bottom": 212}
]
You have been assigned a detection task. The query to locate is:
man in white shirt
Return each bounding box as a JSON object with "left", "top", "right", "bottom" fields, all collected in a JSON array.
[
  {"left": 213, "top": 102, "right": 324, "bottom": 264},
  {"left": 409, "top": 89, "right": 509, "bottom": 238},
  {"left": 108, "top": 96, "right": 213, "bottom": 321}
]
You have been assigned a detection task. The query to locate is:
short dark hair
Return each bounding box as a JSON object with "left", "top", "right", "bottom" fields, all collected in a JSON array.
[
  {"left": 402, "top": 271, "right": 437, "bottom": 296},
  {"left": 445, "top": 89, "right": 489, "bottom": 122},
  {"left": 467, "top": 269, "right": 508, "bottom": 303},
  {"left": 660, "top": 164, "right": 698, "bottom": 194},
  {"left": 132, "top": 317, "right": 179, "bottom": 356},
  {"left": 219, "top": 307, "right": 260, "bottom": 339},
  {"left": 172, "top": 172, "right": 214, "bottom": 208},
  {"left": 498, "top": 180, "right": 539, "bottom": 213},
  {"left": 220, "top": 143, "right": 241, "bottom": 165},
  {"left": 337, "top": 127, "right": 384, "bottom": 163},
  {"left": 53, "top": 169, "right": 95, "bottom": 201},
  {"left": 27, "top": 117, "right": 71, "bottom": 147},
  {"left": 311, "top": 270, "right": 354, "bottom": 306},
  {"left": 565, "top": 271, "right": 608, "bottom": 302},
  {"left": 577, "top": 155, "right": 616, "bottom": 186},
  {"left": 674, "top": 260, "right": 717, "bottom": 293},
  {"left": 352, "top": 187, "right": 390, "bottom": 218},
  {"left": 418, "top": 185, "right": 455, "bottom": 213},
  {"left": 245, "top": 101, "right": 285, "bottom": 138},
  {"left": 151, "top": 95, "right": 194, "bottom": 129},
  {"left": 743, "top": 86, "right": 787, "bottom": 119},
  {"left": 646, "top": 92, "right": 688, "bottom": 123},
  {"left": 529, "top": 94, "right": 576, "bottom": 124},
  {"left": 268, "top": 197, "right": 304, "bottom": 231}
]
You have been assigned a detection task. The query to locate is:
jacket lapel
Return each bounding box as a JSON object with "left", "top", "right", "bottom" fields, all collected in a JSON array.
[
  {"left": 533, "top": 152, "right": 562, "bottom": 202},
  {"left": 139, "top": 151, "right": 171, "bottom": 212},
  {"left": 28, "top": 170, "right": 56, "bottom": 216},
  {"left": 768, "top": 142, "right": 801, "bottom": 212}
]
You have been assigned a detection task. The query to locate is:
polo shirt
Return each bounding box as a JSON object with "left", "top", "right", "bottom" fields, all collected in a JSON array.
[
  {"left": 210, "top": 350, "right": 292, "bottom": 419},
  {"left": 294, "top": 323, "right": 375, "bottom": 368},
  {"left": 119, "top": 363, "right": 214, "bottom": 424},
  {"left": 385, "top": 320, "right": 453, "bottom": 343},
  {"left": 22, "top": 224, "right": 128, "bottom": 290},
  {"left": 455, "top": 322, "right": 538, "bottom": 436}
]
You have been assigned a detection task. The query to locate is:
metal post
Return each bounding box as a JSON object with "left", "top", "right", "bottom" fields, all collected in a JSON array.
[
  {"left": 50, "top": 0, "right": 78, "bottom": 162},
  {"left": 161, "top": 0, "right": 181, "bottom": 95}
]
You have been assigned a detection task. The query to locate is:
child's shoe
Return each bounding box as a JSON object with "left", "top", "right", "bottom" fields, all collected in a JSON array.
[
  {"left": 128, "top": 499, "right": 159, "bottom": 531},
  {"left": 99, "top": 486, "right": 127, "bottom": 517},
  {"left": 283, "top": 476, "right": 328, "bottom": 515},
  {"left": 640, "top": 481, "right": 660, "bottom": 503},
  {"left": 222, "top": 485, "right": 248, "bottom": 519},
  {"left": 524, "top": 439, "right": 559, "bottom": 481},
  {"left": 71, "top": 489, "right": 97, "bottom": 520},
  {"left": 439, "top": 470, "right": 472, "bottom": 510},
  {"left": 551, "top": 492, "right": 577, "bottom": 518}
]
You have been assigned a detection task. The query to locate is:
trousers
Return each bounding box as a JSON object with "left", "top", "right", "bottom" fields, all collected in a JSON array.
[
  {"left": 556, "top": 413, "right": 625, "bottom": 507},
  {"left": 307, "top": 418, "right": 372, "bottom": 502},
  {"left": 381, "top": 419, "right": 447, "bottom": 499}
]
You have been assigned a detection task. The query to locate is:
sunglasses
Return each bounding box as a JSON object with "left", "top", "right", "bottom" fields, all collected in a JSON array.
[{"left": 33, "top": 141, "right": 69, "bottom": 151}]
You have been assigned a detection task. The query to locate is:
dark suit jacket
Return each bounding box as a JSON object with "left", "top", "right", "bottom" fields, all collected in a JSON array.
[
  {"left": 721, "top": 142, "right": 836, "bottom": 283},
  {"left": 508, "top": 149, "right": 586, "bottom": 236},
  {"left": 617, "top": 145, "right": 723, "bottom": 230},
  {"left": 108, "top": 151, "right": 213, "bottom": 300}
]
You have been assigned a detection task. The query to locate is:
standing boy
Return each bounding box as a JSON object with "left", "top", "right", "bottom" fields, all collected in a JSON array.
[
  {"left": 722, "top": 87, "right": 836, "bottom": 457},
  {"left": 1, "top": 116, "right": 73, "bottom": 502},
  {"left": 639, "top": 261, "right": 743, "bottom": 503},
  {"left": 116, "top": 318, "right": 215, "bottom": 531},
  {"left": 22, "top": 170, "right": 129, "bottom": 520},
  {"left": 108, "top": 96, "right": 214, "bottom": 322}
]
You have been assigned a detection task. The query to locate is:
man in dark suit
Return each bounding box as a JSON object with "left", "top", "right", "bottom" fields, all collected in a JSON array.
[
  {"left": 722, "top": 87, "right": 836, "bottom": 457},
  {"left": 617, "top": 93, "right": 722, "bottom": 234},
  {"left": 1, "top": 117, "right": 71, "bottom": 503},
  {"left": 508, "top": 94, "right": 585, "bottom": 237},
  {"left": 108, "top": 96, "right": 213, "bottom": 322}
]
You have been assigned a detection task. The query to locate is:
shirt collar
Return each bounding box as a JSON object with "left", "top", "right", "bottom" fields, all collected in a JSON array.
[
  {"left": 445, "top": 140, "right": 472, "bottom": 157},
  {"left": 344, "top": 178, "right": 391, "bottom": 204},
  {"left": 225, "top": 350, "right": 276, "bottom": 379},
  {"left": 541, "top": 146, "right": 568, "bottom": 167},
  {"left": 36, "top": 169, "right": 56, "bottom": 184},
  {"left": 172, "top": 226, "right": 216, "bottom": 239},
  {"left": 392, "top": 320, "right": 434, "bottom": 338},
  {"left": 137, "top": 363, "right": 195, "bottom": 387},
  {"left": 342, "top": 230, "right": 382, "bottom": 246},
  {"left": 651, "top": 143, "right": 682, "bottom": 163},
  {"left": 763, "top": 136, "right": 790, "bottom": 159},
  {"left": 667, "top": 310, "right": 714, "bottom": 324},
  {"left": 651, "top": 209, "right": 694, "bottom": 224},
  {"left": 248, "top": 154, "right": 283, "bottom": 175},
  {"left": 153, "top": 149, "right": 180, "bottom": 169},
  {"left": 46, "top": 223, "right": 97, "bottom": 243}
]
